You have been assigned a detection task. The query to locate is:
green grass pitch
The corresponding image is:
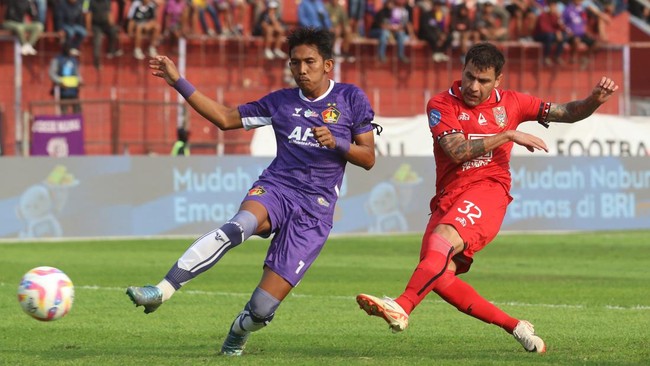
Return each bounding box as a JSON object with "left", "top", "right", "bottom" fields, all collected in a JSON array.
[{"left": 1, "top": 231, "right": 649, "bottom": 365}]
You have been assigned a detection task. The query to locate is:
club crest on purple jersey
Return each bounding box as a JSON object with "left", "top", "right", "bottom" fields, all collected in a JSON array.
[{"left": 321, "top": 104, "right": 341, "bottom": 124}]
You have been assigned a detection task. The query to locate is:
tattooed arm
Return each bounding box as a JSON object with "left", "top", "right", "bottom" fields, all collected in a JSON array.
[
  {"left": 439, "top": 131, "right": 548, "bottom": 164},
  {"left": 546, "top": 76, "right": 619, "bottom": 123},
  {"left": 438, "top": 77, "right": 619, "bottom": 164}
]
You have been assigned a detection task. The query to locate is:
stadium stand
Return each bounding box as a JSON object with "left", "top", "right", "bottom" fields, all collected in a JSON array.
[{"left": 0, "top": 0, "right": 647, "bottom": 156}]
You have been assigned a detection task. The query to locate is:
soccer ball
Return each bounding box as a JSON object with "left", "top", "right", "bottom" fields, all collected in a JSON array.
[{"left": 17, "top": 266, "right": 74, "bottom": 321}]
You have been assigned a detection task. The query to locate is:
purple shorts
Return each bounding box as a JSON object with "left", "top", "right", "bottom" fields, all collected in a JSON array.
[{"left": 243, "top": 179, "right": 333, "bottom": 286}]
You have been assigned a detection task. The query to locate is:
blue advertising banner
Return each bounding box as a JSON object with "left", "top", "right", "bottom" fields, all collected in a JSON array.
[
  {"left": 30, "top": 114, "right": 85, "bottom": 156},
  {"left": 0, "top": 157, "right": 647, "bottom": 239},
  {"left": 504, "top": 157, "right": 650, "bottom": 231}
]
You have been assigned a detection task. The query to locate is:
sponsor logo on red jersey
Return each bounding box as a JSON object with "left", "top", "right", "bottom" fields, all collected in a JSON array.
[{"left": 458, "top": 112, "right": 470, "bottom": 121}]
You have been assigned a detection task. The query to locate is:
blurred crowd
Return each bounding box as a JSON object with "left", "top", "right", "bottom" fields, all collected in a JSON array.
[{"left": 0, "top": 0, "right": 640, "bottom": 69}]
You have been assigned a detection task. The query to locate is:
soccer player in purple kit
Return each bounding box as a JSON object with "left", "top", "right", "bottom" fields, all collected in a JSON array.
[{"left": 126, "top": 27, "right": 377, "bottom": 356}]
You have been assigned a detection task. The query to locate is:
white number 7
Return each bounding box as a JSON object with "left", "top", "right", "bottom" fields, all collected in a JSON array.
[{"left": 295, "top": 260, "right": 305, "bottom": 274}]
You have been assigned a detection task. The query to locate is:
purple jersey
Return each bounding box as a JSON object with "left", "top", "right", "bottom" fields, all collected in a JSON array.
[
  {"left": 562, "top": 3, "right": 587, "bottom": 36},
  {"left": 238, "top": 80, "right": 375, "bottom": 224}
]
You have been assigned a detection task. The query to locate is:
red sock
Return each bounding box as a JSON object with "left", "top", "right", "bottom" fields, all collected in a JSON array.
[
  {"left": 434, "top": 270, "right": 519, "bottom": 333},
  {"left": 395, "top": 233, "right": 454, "bottom": 314}
]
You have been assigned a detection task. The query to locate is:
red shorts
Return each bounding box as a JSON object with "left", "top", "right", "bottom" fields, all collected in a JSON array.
[{"left": 423, "top": 180, "right": 512, "bottom": 274}]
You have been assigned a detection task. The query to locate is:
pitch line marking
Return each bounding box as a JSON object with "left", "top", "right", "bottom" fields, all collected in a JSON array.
[{"left": 2, "top": 282, "right": 649, "bottom": 311}]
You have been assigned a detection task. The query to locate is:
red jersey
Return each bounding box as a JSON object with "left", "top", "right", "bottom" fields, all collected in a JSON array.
[{"left": 427, "top": 80, "right": 549, "bottom": 195}]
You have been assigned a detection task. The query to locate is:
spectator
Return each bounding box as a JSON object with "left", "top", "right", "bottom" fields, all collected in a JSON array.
[
  {"left": 171, "top": 127, "right": 190, "bottom": 156},
  {"left": 586, "top": 0, "right": 614, "bottom": 42},
  {"left": 347, "top": 0, "right": 366, "bottom": 37},
  {"left": 368, "top": 0, "right": 415, "bottom": 63},
  {"left": 418, "top": 0, "right": 451, "bottom": 63},
  {"left": 324, "top": 0, "right": 356, "bottom": 62},
  {"left": 2, "top": 0, "right": 43, "bottom": 56},
  {"left": 163, "top": 0, "right": 188, "bottom": 47},
  {"left": 250, "top": 0, "right": 283, "bottom": 26},
  {"left": 252, "top": 0, "right": 287, "bottom": 59},
  {"left": 192, "top": 0, "right": 222, "bottom": 36},
  {"left": 476, "top": 0, "right": 510, "bottom": 42},
  {"left": 49, "top": 0, "right": 62, "bottom": 31},
  {"left": 215, "top": 0, "right": 245, "bottom": 36},
  {"left": 532, "top": 0, "right": 567, "bottom": 66},
  {"left": 562, "top": 0, "right": 598, "bottom": 67},
  {"left": 127, "top": 0, "right": 162, "bottom": 60},
  {"left": 232, "top": 0, "right": 248, "bottom": 36},
  {"left": 629, "top": 0, "right": 650, "bottom": 23},
  {"left": 449, "top": 0, "right": 480, "bottom": 61},
  {"left": 49, "top": 44, "right": 83, "bottom": 115},
  {"left": 505, "top": 0, "right": 540, "bottom": 41},
  {"left": 298, "top": 0, "right": 332, "bottom": 30},
  {"left": 56, "top": 0, "right": 87, "bottom": 55},
  {"left": 113, "top": 0, "right": 128, "bottom": 30},
  {"left": 85, "top": 0, "right": 124, "bottom": 69},
  {"left": 35, "top": 0, "right": 47, "bottom": 25}
]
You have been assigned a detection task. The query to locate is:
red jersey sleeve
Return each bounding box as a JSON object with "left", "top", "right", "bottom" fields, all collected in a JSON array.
[
  {"left": 427, "top": 94, "right": 461, "bottom": 141},
  {"left": 511, "top": 91, "right": 549, "bottom": 128}
]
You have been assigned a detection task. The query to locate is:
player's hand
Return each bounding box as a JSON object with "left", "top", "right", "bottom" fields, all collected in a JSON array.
[
  {"left": 312, "top": 126, "right": 336, "bottom": 149},
  {"left": 149, "top": 55, "right": 180, "bottom": 87},
  {"left": 591, "top": 76, "right": 618, "bottom": 104},
  {"left": 511, "top": 130, "right": 548, "bottom": 153}
]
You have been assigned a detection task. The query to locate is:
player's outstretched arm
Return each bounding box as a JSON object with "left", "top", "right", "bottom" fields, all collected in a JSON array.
[
  {"left": 546, "top": 76, "right": 619, "bottom": 123},
  {"left": 440, "top": 130, "right": 548, "bottom": 163},
  {"left": 149, "top": 55, "right": 243, "bottom": 131}
]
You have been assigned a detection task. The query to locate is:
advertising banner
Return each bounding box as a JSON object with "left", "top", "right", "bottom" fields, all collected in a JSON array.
[
  {"left": 31, "top": 114, "right": 85, "bottom": 157},
  {"left": 0, "top": 156, "right": 647, "bottom": 239},
  {"left": 506, "top": 157, "right": 650, "bottom": 230},
  {"left": 251, "top": 114, "right": 650, "bottom": 158}
]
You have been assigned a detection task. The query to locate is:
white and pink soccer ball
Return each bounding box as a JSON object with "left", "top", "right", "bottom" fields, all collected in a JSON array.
[{"left": 17, "top": 266, "right": 74, "bottom": 321}]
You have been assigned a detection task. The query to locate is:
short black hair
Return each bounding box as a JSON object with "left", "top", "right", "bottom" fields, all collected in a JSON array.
[
  {"left": 465, "top": 42, "right": 505, "bottom": 76},
  {"left": 287, "top": 27, "right": 333, "bottom": 61}
]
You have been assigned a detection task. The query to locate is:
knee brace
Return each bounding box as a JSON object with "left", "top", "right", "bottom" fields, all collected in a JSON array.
[{"left": 231, "top": 287, "right": 280, "bottom": 334}]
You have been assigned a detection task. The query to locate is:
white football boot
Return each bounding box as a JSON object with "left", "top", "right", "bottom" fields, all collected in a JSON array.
[
  {"left": 356, "top": 294, "right": 409, "bottom": 332},
  {"left": 513, "top": 320, "right": 547, "bottom": 353}
]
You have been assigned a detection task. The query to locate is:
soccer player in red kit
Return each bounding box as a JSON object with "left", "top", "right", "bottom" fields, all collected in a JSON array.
[{"left": 356, "top": 42, "right": 618, "bottom": 353}]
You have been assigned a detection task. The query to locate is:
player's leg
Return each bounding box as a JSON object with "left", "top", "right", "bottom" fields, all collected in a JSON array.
[
  {"left": 126, "top": 200, "right": 269, "bottom": 313},
  {"left": 357, "top": 222, "right": 463, "bottom": 332},
  {"left": 358, "top": 183, "right": 507, "bottom": 331},
  {"left": 221, "top": 268, "right": 290, "bottom": 356},
  {"left": 394, "top": 223, "right": 464, "bottom": 313},
  {"left": 433, "top": 267, "right": 546, "bottom": 353},
  {"left": 221, "top": 205, "right": 330, "bottom": 356}
]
